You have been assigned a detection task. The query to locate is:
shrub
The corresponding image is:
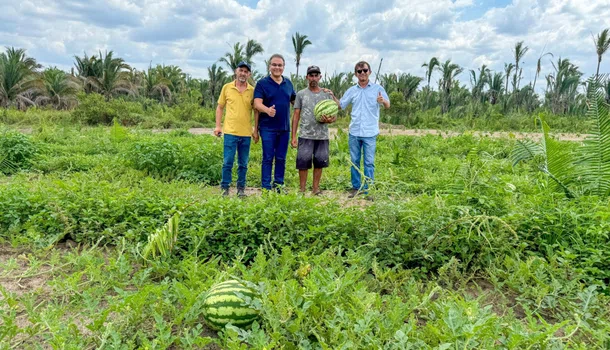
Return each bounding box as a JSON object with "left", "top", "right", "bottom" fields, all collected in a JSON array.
[{"left": 0, "top": 130, "right": 38, "bottom": 173}]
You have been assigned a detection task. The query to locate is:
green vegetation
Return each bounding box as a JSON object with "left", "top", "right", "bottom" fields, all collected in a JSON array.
[
  {"left": 2, "top": 29, "right": 610, "bottom": 349},
  {"left": 0, "top": 118, "right": 609, "bottom": 347}
]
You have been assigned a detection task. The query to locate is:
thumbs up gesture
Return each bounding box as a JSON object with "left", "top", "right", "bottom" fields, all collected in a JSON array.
[
  {"left": 267, "top": 105, "right": 276, "bottom": 117},
  {"left": 377, "top": 91, "right": 384, "bottom": 104}
]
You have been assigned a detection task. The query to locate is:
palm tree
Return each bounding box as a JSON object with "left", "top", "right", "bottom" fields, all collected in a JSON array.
[
  {"left": 36, "top": 67, "right": 80, "bottom": 109},
  {"left": 512, "top": 41, "right": 529, "bottom": 92},
  {"left": 422, "top": 57, "right": 440, "bottom": 108},
  {"left": 504, "top": 63, "right": 515, "bottom": 95},
  {"left": 396, "top": 73, "right": 422, "bottom": 100},
  {"left": 142, "top": 65, "right": 172, "bottom": 103},
  {"left": 0, "top": 47, "right": 42, "bottom": 108},
  {"left": 487, "top": 72, "right": 504, "bottom": 105},
  {"left": 244, "top": 39, "right": 264, "bottom": 66},
  {"left": 292, "top": 32, "right": 312, "bottom": 80},
  {"left": 380, "top": 73, "right": 398, "bottom": 93},
  {"left": 545, "top": 58, "right": 582, "bottom": 114},
  {"left": 437, "top": 59, "right": 463, "bottom": 113},
  {"left": 74, "top": 52, "right": 101, "bottom": 93},
  {"left": 422, "top": 57, "right": 440, "bottom": 88},
  {"left": 87, "top": 51, "right": 132, "bottom": 100},
  {"left": 532, "top": 50, "right": 553, "bottom": 92},
  {"left": 594, "top": 28, "right": 610, "bottom": 78},
  {"left": 207, "top": 63, "right": 227, "bottom": 106},
  {"left": 220, "top": 42, "right": 245, "bottom": 72},
  {"left": 470, "top": 64, "right": 490, "bottom": 103},
  {"left": 321, "top": 72, "right": 352, "bottom": 98},
  {"left": 155, "top": 64, "right": 186, "bottom": 94}
]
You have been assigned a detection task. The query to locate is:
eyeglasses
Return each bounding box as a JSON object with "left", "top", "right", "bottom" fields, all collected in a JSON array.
[
  {"left": 308, "top": 73, "right": 320, "bottom": 77},
  {"left": 356, "top": 69, "right": 369, "bottom": 74},
  {"left": 270, "top": 63, "right": 284, "bottom": 68}
]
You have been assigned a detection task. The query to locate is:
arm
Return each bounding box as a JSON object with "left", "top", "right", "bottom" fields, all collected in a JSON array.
[
  {"left": 254, "top": 98, "right": 276, "bottom": 116},
  {"left": 214, "top": 103, "right": 224, "bottom": 136},
  {"left": 338, "top": 87, "right": 352, "bottom": 111},
  {"left": 378, "top": 88, "right": 390, "bottom": 109},
  {"left": 252, "top": 109, "right": 260, "bottom": 143},
  {"left": 291, "top": 108, "right": 301, "bottom": 148}
]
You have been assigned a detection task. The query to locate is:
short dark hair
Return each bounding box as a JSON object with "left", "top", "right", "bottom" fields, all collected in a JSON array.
[
  {"left": 269, "top": 54, "right": 285, "bottom": 65},
  {"left": 354, "top": 61, "right": 371, "bottom": 72}
]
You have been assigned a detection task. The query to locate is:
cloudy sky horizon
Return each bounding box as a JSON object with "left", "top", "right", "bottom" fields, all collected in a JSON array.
[{"left": 2, "top": 0, "right": 610, "bottom": 93}]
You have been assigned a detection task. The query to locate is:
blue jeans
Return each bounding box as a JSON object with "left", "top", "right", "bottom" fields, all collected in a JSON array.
[
  {"left": 260, "top": 129, "right": 290, "bottom": 190},
  {"left": 221, "top": 134, "right": 251, "bottom": 189},
  {"left": 349, "top": 134, "right": 377, "bottom": 191}
]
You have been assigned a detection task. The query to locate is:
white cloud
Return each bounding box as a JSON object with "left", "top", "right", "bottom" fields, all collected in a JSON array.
[{"left": 0, "top": 0, "right": 609, "bottom": 93}]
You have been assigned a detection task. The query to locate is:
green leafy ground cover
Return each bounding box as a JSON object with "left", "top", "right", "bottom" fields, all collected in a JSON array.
[{"left": 1, "top": 124, "right": 609, "bottom": 349}]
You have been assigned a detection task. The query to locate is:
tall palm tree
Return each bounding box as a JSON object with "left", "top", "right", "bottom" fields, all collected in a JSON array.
[
  {"left": 532, "top": 50, "right": 553, "bottom": 92},
  {"left": 244, "top": 39, "right": 264, "bottom": 66},
  {"left": 437, "top": 59, "right": 463, "bottom": 113},
  {"left": 87, "top": 51, "right": 132, "bottom": 101},
  {"left": 422, "top": 57, "right": 440, "bottom": 88},
  {"left": 220, "top": 43, "right": 245, "bottom": 72},
  {"left": 0, "top": 47, "right": 42, "bottom": 108},
  {"left": 512, "top": 41, "right": 529, "bottom": 92},
  {"left": 422, "top": 57, "right": 440, "bottom": 108},
  {"left": 36, "top": 67, "right": 80, "bottom": 109},
  {"left": 594, "top": 28, "right": 610, "bottom": 78},
  {"left": 504, "top": 62, "right": 515, "bottom": 95},
  {"left": 292, "top": 32, "right": 312, "bottom": 80},
  {"left": 470, "top": 64, "right": 490, "bottom": 103}
]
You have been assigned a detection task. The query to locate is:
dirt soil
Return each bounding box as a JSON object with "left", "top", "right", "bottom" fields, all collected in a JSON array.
[{"left": 163, "top": 125, "right": 590, "bottom": 142}]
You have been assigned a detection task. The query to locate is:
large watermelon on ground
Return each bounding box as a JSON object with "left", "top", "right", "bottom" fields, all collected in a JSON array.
[
  {"left": 314, "top": 99, "right": 339, "bottom": 122},
  {"left": 202, "top": 280, "right": 260, "bottom": 330}
]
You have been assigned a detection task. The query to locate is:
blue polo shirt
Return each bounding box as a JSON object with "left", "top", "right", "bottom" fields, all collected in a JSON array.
[{"left": 254, "top": 75, "right": 296, "bottom": 131}]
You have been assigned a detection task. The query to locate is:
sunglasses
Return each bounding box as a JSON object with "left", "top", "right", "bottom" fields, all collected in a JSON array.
[
  {"left": 356, "top": 68, "right": 369, "bottom": 74},
  {"left": 308, "top": 73, "right": 320, "bottom": 77}
]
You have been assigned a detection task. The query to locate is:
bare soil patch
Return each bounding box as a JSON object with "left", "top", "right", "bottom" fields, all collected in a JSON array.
[{"left": 177, "top": 126, "right": 589, "bottom": 142}]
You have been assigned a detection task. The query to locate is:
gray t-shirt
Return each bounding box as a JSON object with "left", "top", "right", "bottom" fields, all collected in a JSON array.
[{"left": 294, "top": 88, "right": 332, "bottom": 140}]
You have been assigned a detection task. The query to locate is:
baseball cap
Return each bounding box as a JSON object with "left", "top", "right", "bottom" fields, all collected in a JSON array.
[
  {"left": 237, "top": 61, "right": 251, "bottom": 72},
  {"left": 306, "top": 65, "right": 321, "bottom": 74}
]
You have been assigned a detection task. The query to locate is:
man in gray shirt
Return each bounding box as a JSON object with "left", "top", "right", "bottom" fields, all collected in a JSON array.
[{"left": 290, "top": 65, "right": 337, "bottom": 195}]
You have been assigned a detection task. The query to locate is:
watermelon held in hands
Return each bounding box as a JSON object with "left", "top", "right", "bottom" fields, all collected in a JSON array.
[
  {"left": 314, "top": 99, "right": 339, "bottom": 123},
  {"left": 202, "top": 280, "right": 260, "bottom": 330}
]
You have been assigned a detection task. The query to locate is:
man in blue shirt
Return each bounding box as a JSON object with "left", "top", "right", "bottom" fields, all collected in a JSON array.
[
  {"left": 254, "top": 53, "right": 296, "bottom": 191},
  {"left": 328, "top": 60, "right": 390, "bottom": 199}
]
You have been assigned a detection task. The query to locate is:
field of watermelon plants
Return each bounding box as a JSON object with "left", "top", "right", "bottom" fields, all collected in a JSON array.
[{"left": 1, "top": 121, "right": 610, "bottom": 349}]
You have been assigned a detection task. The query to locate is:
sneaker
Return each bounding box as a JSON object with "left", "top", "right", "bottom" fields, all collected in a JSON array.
[
  {"left": 221, "top": 188, "right": 229, "bottom": 196},
  {"left": 237, "top": 187, "right": 247, "bottom": 198},
  {"left": 347, "top": 188, "right": 360, "bottom": 198}
]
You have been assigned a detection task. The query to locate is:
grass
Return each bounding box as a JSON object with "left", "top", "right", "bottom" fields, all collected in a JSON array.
[{"left": 0, "top": 123, "right": 609, "bottom": 348}]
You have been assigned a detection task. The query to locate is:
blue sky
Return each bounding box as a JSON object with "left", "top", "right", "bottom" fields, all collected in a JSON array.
[{"left": 1, "top": 0, "right": 609, "bottom": 93}]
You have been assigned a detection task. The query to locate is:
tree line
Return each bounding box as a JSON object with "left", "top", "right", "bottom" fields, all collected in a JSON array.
[{"left": 1, "top": 29, "right": 609, "bottom": 118}]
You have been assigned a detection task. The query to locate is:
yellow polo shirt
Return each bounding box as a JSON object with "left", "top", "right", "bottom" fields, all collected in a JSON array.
[{"left": 218, "top": 81, "right": 255, "bottom": 137}]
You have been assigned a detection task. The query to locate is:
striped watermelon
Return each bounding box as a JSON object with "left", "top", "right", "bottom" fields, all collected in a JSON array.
[
  {"left": 314, "top": 99, "right": 339, "bottom": 122},
  {"left": 202, "top": 280, "right": 260, "bottom": 330}
]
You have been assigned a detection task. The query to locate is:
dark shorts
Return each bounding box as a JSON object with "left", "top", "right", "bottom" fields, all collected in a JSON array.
[{"left": 296, "top": 138, "right": 329, "bottom": 170}]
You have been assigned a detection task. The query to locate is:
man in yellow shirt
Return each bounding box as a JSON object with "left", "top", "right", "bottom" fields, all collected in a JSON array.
[{"left": 214, "top": 61, "right": 259, "bottom": 197}]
